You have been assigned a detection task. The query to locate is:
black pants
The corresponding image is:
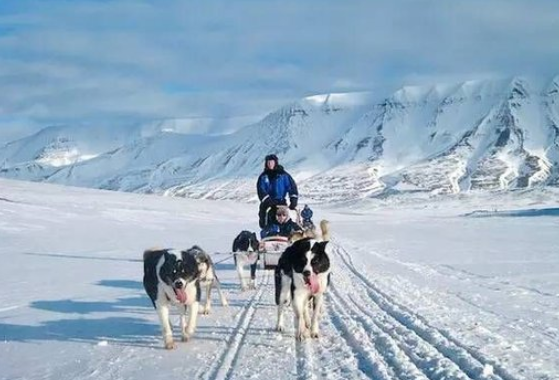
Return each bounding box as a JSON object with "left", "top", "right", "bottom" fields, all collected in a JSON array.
[{"left": 258, "top": 201, "right": 286, "bottom": 228}]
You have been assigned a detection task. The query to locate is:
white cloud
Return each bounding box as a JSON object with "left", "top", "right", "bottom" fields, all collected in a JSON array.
[{"left": 0, "top": 0, "right": 557, "bottom": 139}]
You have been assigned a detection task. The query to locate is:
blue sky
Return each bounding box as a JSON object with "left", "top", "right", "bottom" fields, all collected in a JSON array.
[{"left": 0, "top": 0, "right": 558, "bottom": 142}]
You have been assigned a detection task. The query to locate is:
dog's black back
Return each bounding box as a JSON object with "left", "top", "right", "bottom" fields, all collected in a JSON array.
[
  {"left": 144, "top": 249, "right": 173, "bottom": 307},
  {"left": 232, "top": 231, "right": 259, "bottom": 252}
]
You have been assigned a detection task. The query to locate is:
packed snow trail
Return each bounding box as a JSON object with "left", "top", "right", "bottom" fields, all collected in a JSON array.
[
  {"left": 1, "top": 179, "right": 557, "bottom": 380},
  {"left": 327, "top": 242, "right": 518, "bottom": 380},
  {"left": 178, "top": 241, "right": 521, "bottom": 380}
]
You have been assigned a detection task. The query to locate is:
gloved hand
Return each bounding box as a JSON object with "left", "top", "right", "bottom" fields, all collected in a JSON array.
[
  {"left": 289, "top": 197, "right": 298, "bottom": 210},
  {"left": 260, "top": 196, "right": 274, "bottom": 212}
]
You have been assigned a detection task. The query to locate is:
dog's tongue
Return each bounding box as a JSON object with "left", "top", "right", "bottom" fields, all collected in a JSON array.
[
  {"left": 306, "top": 274, "right": 319, "bottom": 294},
  {"left": 175, "top": 288, "right": 187, "bottom": 303}
]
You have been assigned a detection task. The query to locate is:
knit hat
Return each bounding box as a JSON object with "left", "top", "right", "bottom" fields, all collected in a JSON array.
[{"left": 264, "top": 154, "right": 278, "bottom": 168}]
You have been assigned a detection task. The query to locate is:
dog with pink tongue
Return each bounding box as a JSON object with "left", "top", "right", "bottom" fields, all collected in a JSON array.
[
  {"left": 275, "top": 221, "right": 331, "bottom": 340},
  {"left": 143, "top": 248, "right": 201, "bottom": 349}
]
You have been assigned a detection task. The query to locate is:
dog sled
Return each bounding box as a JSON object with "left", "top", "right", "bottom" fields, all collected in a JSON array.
[
  {"left": 230, "top": 235, "right": 289, "bottom": 273},
  {"left": 227, "top": 234, "right": 289, "bottom": 290},
  {"left": 258, "top": 235, "right": 290, "bottom": 270}
]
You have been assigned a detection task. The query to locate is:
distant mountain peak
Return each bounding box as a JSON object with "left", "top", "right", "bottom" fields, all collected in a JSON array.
[{"left": 1, "top": 76, "right": 559, "bottom": 201}]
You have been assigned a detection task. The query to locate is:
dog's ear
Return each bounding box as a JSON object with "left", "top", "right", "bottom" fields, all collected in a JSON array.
[
  {"left": 251, "top": 232, "right": 258, "bottom": 241},
  {"left": 311, "top": 241, "right": 328, "bottom": 254},
  {"left": 164, "top": 251, "right": 177, "bottom": 263},
  {"left": 180, "top": 250, "right": 198, "bottom": 268},
  {"left": 180, "top": 250, "right": 188, "bottom": 261},
  {"left": 159, "top": 252, "right": 178, "bottom": 280}
]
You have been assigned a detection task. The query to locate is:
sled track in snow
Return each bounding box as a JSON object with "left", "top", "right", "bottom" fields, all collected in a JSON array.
[
  {"left": 200, "top": 271, "right": 271, "bottom": 380},
  {"left": 295, "top": 338, "right": 317, "bottom": 380},
  {"left": 329, "top": 243, "right": 520, "bottom": 380}
]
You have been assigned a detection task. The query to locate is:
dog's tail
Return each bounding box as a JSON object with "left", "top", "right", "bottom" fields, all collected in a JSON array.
[
  {"left": 143, "top": 247, "right": 164, "bottom": 262},
  {"left": 320, "top": 220, "right": 330, "bottom": 242}
]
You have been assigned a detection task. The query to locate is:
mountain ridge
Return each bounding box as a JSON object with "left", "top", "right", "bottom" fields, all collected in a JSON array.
[{"left": 1, "top": 76, "right": 558, "bottom": 202}]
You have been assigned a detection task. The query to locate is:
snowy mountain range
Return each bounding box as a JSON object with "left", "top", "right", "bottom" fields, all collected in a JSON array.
[{"left": 1, "top": 76, "right": 559, "bottom": 202}]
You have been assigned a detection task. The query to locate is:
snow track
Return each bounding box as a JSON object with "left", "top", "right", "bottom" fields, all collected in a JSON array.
[
  {"left": 185, "top": 241, "right": 521, "bottom": 380},
  {"left": 201, "top": 271, "right": 272, "bottom": 380},
  {"left": 329, "top": 242, "right": 518, "bottom": 380},
  {"left": 1, "top": 179, "right": 556, "bottom": 380}
]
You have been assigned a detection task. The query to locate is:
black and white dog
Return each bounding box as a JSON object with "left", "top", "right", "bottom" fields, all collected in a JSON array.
[
  {"left": 143, "top": 248, "right": 201, "bottom": 349},
  {"left": 232, "top": 231, "right": 260, "bottom": 290},
  {"left": 275, "top": 222, "right": 331, "bottom": 340},
  {"left": 183, "top": 245, "right": 228, "bottom": 314}
]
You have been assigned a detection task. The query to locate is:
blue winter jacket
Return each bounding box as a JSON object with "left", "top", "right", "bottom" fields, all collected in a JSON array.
[
  {"left": 260, "top": 219, "right": 302, "bottom": 238},
  {"left": 256, "top": 165, "right": 298, "bottom": 205},
  {"left": 301, "top": 207, "right": 313, "bottom": 221}
]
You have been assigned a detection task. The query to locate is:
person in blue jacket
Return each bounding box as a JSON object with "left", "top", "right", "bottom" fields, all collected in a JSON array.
[
  {"left": 300, "top": 204, "right": 314, "bottom": 229},
  {"left": 257, "top": 154, "right": 298, "bottom": 229}
]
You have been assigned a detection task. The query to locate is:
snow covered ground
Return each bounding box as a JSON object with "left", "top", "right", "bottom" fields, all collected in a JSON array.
[{"left": 1, "top": 178, "right": 558, "bottom": 380}]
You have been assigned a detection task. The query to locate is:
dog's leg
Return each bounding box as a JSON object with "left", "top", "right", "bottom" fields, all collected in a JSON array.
[
  {"left": 179, "top": 304, "right": 188, "bottom": 341},
  {"left": 275, "top": 271, "right": 291, "bottom": 332},
  {"left": 203, "top": 281, "right": 212, "bottom": 315},
  {"left": 303, "top": 297, "right": 312, "bottom": 329},
  {"left": 183, "top": 301, "right": 199, "bottom": 341},
  {"left": 156, "top": 301, "right": 175, "bottom": 349},
  {"left": 310, "top": 293, "right": 324, "bottom": 338},
  {"left": 214, "top": 278, "right": 228, "bottom": 306},
  {"left": 235, "top": 254, "right": 247, "bottom": 291},
  {"left": 249, "top": 261, "right": 257, "bottom": 289},
  {"left": 293, "top": 290, "right": 309, "bottom": 341}
]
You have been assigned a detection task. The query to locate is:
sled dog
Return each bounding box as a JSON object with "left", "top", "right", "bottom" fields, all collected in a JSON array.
[
  {"left": 289, "top": 219, "right": 330, "bottom": 243},
  {"left": 275, "top": 221, "right": 331, "bottom": 340},
  {"left": 183, "top": 245, "right": 228, "bottom": 314},
  {"left": 232, "top": 231, "right": 260, "bottom": 290},
  {"left": 143, "top": 248, "right": 201, "bottom": 349}
]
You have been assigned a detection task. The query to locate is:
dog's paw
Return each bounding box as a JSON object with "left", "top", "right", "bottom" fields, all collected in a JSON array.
[
  {"left": 310, "top": 331, "right": 320, "bottom": 339},
  {"left": 164, "top": 340, "right": 176, "bottom": 349},
  {"left": 276, "top": 324, "right": 284, "bottom": 333},
  {"left": 182, "top": 328, "right": 195, "bottom": 342},
  {"left": 295, "top": 329, "right": 310, "bottom": 341}
]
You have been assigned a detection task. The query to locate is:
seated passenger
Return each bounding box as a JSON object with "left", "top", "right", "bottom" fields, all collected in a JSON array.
[
  {"left": 260, "top": 206, "right": 302, "bottom": 238},
  {"left": 300, "top": 204, "right": 314, "bottom": 229}
]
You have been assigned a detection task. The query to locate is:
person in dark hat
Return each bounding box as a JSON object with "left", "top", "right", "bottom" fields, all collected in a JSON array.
[{"left": 256, "top": 154, "right": 299, "bottom": 229}]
